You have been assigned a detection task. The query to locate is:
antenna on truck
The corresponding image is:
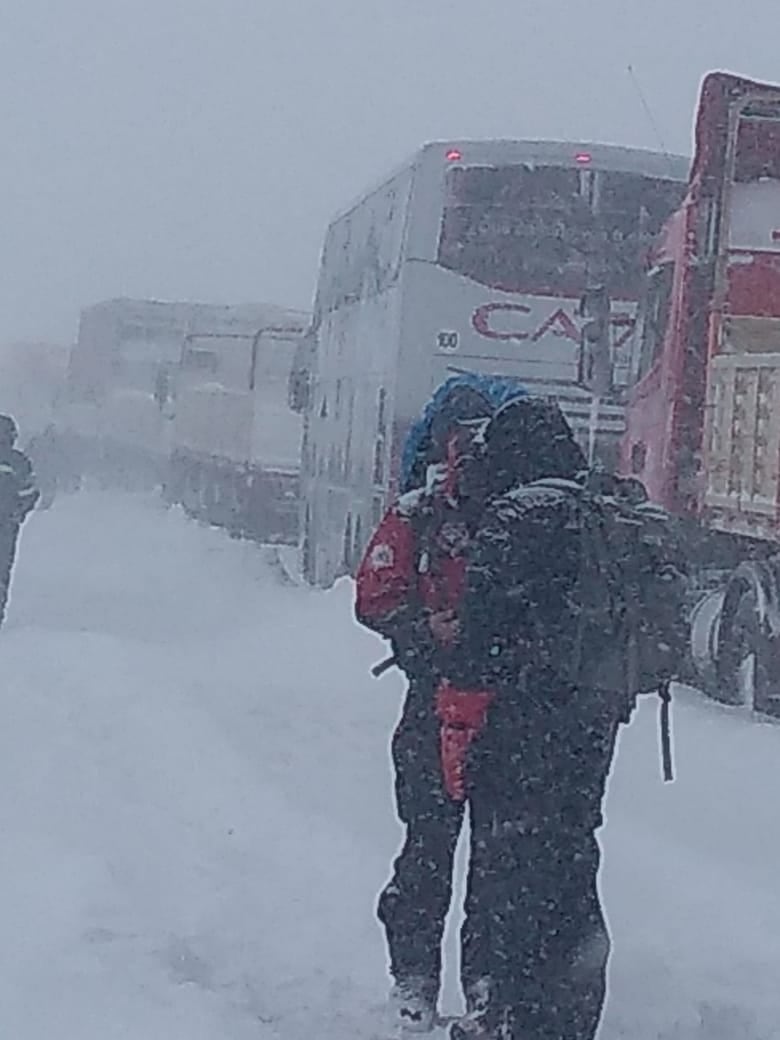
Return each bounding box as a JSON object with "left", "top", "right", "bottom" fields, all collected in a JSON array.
[{"left": 627, "top": 65, "right": 678, "bottom": 178}]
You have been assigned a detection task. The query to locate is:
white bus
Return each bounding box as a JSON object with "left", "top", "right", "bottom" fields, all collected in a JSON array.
[{"left": 299, "top": 139, "right": 689, "bottom": 586}]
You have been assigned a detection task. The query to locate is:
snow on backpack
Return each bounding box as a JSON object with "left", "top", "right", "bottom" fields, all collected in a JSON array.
[
  {"left": 568, "top": 474, "right": 687, "bottom": 693},
  {"left": 523, "top": 473, "right": 688, "bottom": 779}
]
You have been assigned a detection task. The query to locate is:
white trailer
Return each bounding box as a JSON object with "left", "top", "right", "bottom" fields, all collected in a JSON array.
[{"left": 169, "top": 317, "right": 308, "bottom": 543}]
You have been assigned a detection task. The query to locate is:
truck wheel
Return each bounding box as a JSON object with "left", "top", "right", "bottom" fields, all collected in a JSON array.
[
  {"left": 202, "top": 469, "right": 219, "bottom": 526},
  {"left": 302, "top": 507, "right": 315, "bottom": 584},
  {"left": 185, "top": 462, "right": 201, "bottom": 519},
  {"left": 690, "top": 588, "right": 723, "bottom": 696},
  {"left": 352, "top": 516, "right": 363, "bottom": 574},
  {"left": 340, "top": 516, "right": 353, "bottom": 576},
  {"left": 713, "top": 562, "right": 780, "bottom": 713},
  {"left": 226, "top": 472, "right": 245, "bottom": 539}
]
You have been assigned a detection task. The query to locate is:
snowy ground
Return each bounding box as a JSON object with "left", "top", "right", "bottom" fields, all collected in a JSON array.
[{"left": 1, "top": 493, "right": 780, "bottom": 1039}]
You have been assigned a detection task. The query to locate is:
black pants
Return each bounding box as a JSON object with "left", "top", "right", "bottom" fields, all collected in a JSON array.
[
  {"left": 0, "top": 525, "right": 20, "bottom": 627},
  {"left": 378, "top": 679, "right": 621, "bottom": 1036},
  {"left": 464, "top": 687, "right": 622, "bottom": 1039},
  {"left": 377, "top": 677, "right": 466, "bottom": 1000},
  {"left": 377, "top": 676, "right": 531, "bottom": 1004}
]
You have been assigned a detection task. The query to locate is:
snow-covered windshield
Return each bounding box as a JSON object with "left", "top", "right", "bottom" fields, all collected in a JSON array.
[
  {"left": 734, "top": 110, "right": 780, "bottom": 181},
  {"left": 117, "top": 335, "right": 181, "bottom": 395},
  {"left": 437, "top": 164, "right": 683, "bottom": 299},
  {"left": 250, "top": 339, "right": 303, "bottom": 470}
]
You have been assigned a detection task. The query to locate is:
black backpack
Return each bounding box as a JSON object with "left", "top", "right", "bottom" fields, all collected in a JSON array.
[
  {"left": 556, "top": 473, "right": 688, "bottom": 698},
  {"left": 524, "top": 472, "right": 687, "bottom": 779}
]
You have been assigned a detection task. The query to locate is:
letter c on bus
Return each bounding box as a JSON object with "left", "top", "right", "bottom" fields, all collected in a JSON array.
[{"left": 472, "top": 302, "right": 532, "bottom": 340}]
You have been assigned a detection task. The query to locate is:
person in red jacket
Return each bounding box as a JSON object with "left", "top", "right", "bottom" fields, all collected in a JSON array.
[{"left": 355, "top": 382, "right": 499, "bottom": 1032}]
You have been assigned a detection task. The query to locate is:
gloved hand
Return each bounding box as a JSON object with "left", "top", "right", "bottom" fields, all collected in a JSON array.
[{"left": 435, "top": 680, "right": 494, "bottom": 801}]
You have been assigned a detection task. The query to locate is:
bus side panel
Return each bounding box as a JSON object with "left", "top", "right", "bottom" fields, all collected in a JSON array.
[
  {"left": 306, "top": 283, "right": 405, "bottom": 585},
  {"left": 303, "top": 161, "right": 415, "bottom": 586}
]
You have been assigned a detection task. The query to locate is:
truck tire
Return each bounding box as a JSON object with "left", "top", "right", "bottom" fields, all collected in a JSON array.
[
  {"left": 712, "top": 561, "right": 780, "bottom": 713},
  {"left": 302, "top": 507, "right": 315, "bottom": 585},
  {"left": 352, "top": 516, "right": 364, "bottom": 576},
  {"left": 340, "top": 516, "right": 353, "bottom": 577}
]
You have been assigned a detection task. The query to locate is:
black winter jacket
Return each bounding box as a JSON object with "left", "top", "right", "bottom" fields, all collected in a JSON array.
[{"left": 0, "top": 449, "right": 39, "bottom": 526}]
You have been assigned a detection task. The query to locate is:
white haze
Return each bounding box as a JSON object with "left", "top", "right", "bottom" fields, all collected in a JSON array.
[{"left": 2, "top": 0, "right": 780, "bottom": 342}]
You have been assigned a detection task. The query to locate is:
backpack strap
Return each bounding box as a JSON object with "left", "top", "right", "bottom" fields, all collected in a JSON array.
[{"left": 659, "top": 680, "right": 674, "bottom": 782}]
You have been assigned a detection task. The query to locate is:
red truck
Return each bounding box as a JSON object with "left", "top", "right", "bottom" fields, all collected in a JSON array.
[{"left": 621, "top": 71, "right": 780, "bottom": 712}]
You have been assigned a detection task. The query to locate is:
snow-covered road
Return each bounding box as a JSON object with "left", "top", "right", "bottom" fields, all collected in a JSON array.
[{"left": 1, "top": 493, "right": 779, "bottom": 1039}]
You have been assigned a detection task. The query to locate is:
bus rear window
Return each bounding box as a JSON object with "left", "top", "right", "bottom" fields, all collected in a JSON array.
[
  {"left": 438, "top": 165, "right": 589, "bottom": 296},
  {"left": 437, "top": 165, "right": 684, "bottom": 299}
]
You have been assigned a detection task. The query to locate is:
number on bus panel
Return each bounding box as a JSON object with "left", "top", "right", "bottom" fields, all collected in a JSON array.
[{"left": 437, "top": 331, "right": 459, "bottom": 352}]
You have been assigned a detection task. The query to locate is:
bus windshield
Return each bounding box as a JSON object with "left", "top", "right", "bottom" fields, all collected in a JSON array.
[{"left": 437, "top": 164, "right": 684, "bottom": 299}]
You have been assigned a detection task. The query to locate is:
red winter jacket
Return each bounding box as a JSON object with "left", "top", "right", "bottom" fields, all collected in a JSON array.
[
  {"left": 355, "top": 488, "right": 494, "bottom": 802},
  {"left": 355, "top": 491, "right": 466, "bottom": 645}
]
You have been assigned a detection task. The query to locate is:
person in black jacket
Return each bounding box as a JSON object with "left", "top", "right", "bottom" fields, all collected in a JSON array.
[
  {"left": 0, "top": 415, "right": 39, "bottom": 625},
  {"left": 443, "top": 397, "right": 685, "bottom": 1040}
]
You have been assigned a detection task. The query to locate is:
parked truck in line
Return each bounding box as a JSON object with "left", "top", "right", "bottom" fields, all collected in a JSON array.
[
  {"left": 168, "top": 318, "right": 309, "bottom": 544},
  {"left": 621, "top": 71, "right": 780, "bottom": 713},
  {"left": 58, "top": 297, "right": 302, "bottom": 493}
]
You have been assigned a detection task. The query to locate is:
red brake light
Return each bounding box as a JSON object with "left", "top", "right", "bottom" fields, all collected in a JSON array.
[
  {"left": 575, "top": 151, "right": 592, "bottom": 165},
  {"left": 446, "top": 148, "right": 463, "bottom": 162}
]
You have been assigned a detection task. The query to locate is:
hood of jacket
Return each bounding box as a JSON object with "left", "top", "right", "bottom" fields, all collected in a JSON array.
[{"left": 399, "top": 372, "right": 527, "bottom": 494}]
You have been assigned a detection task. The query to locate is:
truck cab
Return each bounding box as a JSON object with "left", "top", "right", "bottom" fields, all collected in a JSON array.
[
  {"left": 623, "top": 73, "right": 780, "bottom": 534},
  {"left": 622, "top": 72, "right": 780, "bottom": 713}
]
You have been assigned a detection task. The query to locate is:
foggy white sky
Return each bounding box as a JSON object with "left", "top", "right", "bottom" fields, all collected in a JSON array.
[{"left": 2, "top": 0, "right": 778, "bottom": 344}]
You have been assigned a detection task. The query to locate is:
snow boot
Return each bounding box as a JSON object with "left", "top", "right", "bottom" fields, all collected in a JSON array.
[
  {"left": 449, "top": 1016, "right": 511, "bottom": 1040},
  {"left": 388, "top": 976, "right": 437, "bottom": 1033},
  {"left": 449, "top": 980, "right": 511, "bottom": 1039}
]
